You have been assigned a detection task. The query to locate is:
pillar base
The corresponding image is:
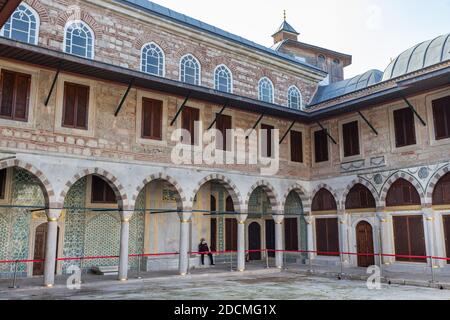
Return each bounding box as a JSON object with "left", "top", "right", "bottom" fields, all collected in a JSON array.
[
  {"left": 180, "top": 272, "right": 187, "bottom": 276},
  {"left": 45, "top": 284, "right": 54, "bottom": 288},
  {"left": 277, "top": 266, "right": 282, "bottom": 269},
  {"left": 238, "top": 269, "right": 245, "bottom": 272},
  {"left": 119, "top": 278, "right": 127, "bottom": 282}
]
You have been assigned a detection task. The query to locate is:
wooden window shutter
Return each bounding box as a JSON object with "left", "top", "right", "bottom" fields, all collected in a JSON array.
[
  {"left": 142, "top": 98, "right": 163, "bottom": 140},
  {"left": 433, "top": 96, "right": 450, "bottom": 140},
  {"left": 443, "top": 216, "right": 450, "bottom": 263},
  {"left": 342, "top": 121, "right": 359, "bottom": 157},
  {"left": 225, "top": 218, "right": 237, "bottom": 251},
  {"left": 63, "top": 82, "right": 89, "bottom": 130},
  {"left": 216, "top": 114, "right": 232, "bottom": 151},
  {"left": 315, "top": 218, "right": 327, "bottom": 254},
  {"left": 284, "top": 218, "right": 298, "bottom": 251},
  {"left": 290, "top": 130, "right": 303, "bottom": 163},
  {"left": 210, "top": 218, "right": 217, "bottom": 252},
  {"left": 394, "top": 108, "right": 416, "bottom": 147},
  {"left": 0, "top": 169, "right": 6, "bottom": 199},
  {"left": 386, "top": 179, "right": 421, "bottom": 206},
  {"left": 432, "top": 173, "right": 450, "bottom": 205},
  {"left": 316, "top": 218, "right": 339, "bottom": 256},
  {"left": 393, "top": 216, "right": 426, "bottom": 263},
  {"left": 182, "top": 106, "right": 199, "bottom": 145},
  {"left": 345, "top": 184, "right": 376, "bottom": 209},
  {"left": 261, "top": 124, "right": 274, "bottom": 158},
  {"left": 0, "top": 69, "right": 31, "bottom": 121},
  {"left": 314, "top": 129, "right": 329, "bottom": 162},
  {"left": 327, "top": 218, "right": 340, "bottom": 255},
  {"left": 91, "top": 175, "right": 116, "bottom": 204}
]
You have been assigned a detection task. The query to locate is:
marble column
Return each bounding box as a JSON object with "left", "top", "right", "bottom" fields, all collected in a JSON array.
[
  {"left": 44, "top": 209, "right": 62, "bottom": 287},
  {"left": 273, "top": 214, "right": 285, "bottom": 269},
  {"left": 118, "top": 212, "right": 132, "bottom": 281},
  {"left": 304, "top": 215, "right": 314, "bottom": 261},
  {"left": 376, "top": 209, "right": 393, "bottom": 265},
  {"left": 339, "top": 212, "right": 349, "bottom": 264},
  {"left": 178, "top": 211, "right": 192, "bottom": 275},
  {"left": 423, "top": 207, "right": 436, "bottom": 268},
  {"left": 236, "top": 214, "right": 248, "bottom": 272}
]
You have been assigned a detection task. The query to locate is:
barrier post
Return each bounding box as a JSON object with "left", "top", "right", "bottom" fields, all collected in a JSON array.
[
  {"left": 339, "top": 254, "right": 344, "bottom": 279},
  {"left": 230, "top": 251, "right": 233, "bottom": 272},
  {"left": 308, "top": 252, "right": 313, "bottom": 273},
  {"left": 137, "top": 255, "right": 142, "bottom": 279},
  {"left": 378, "top": 229, "right": 383, "bottom": 279},
  {"left": 430, "top": 256, "right": 435, "bottom": 284},
  {"left": 8, "top": 260, "right": 19, "bottom": 289},
  {"left": 265, "top": 249, "right": 269, "bottom": 269},
  {"left": 283, "top": 250, "right": 287, "bottom": 270}
]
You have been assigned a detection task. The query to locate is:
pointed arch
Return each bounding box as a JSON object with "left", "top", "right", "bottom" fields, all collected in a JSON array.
[
  {"left": 258, "top": 77, "right": 274, "bottom": 103},
  {"left": 287, "top": 85, "right": 302, "bottom": 110},
  {"left": 341, "top": 178, "right": 379, "bottom": 208},
  {"left": 189, "top": 174, "right": 243, "bottom": 213},
  {"left": 282, "top": 183, "right": 309, "bottom": 212},
  {"left": 379, "top": 172, "right": 425, "bottom": 206},
  {"left": 63, "top": 20, "right": 94, "bottom": 59},
  {"left": 426, "top": 164, "right": 450, "bottom": 204},
  {"left": 180, "top": 54, "right": 201, "bottom": 85},
  {"left": 0, "top": 2, "right": 40, "bottom": 45},
  {"left": 244, "top": 180, "right": 281, "bottom": 214},
  {"left": 140, "top": 42, "right": 165, "bottom": 77},
  {"left": 310, "top": 184, "right": 339, "bottom": 212},
  {"left": 214, "top": 64, "right": 233, "bottom": 93},
  {"left": 58, "top": 168, "right": 128, "bottom": 209}
]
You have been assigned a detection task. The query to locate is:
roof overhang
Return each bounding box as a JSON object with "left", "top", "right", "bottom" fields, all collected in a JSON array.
[
  {"left": 0, "top": 0, "right": 21, "bottom": 28},
  {"left": 0, "top": 37, "right": 448, "bottom": 124}
]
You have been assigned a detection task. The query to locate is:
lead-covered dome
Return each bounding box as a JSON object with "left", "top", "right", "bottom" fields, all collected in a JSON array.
[{"left": 383, "top": 33, "right": 450, "bottom": 81}]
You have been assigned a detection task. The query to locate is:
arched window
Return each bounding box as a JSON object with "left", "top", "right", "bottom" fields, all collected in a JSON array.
[
  {"left": 64, "top": 21, "right": 94, "bottom": 59},
  {"left": 141, "top": 42, "right": 164, "bottom": 77},
  {"left": 288, "top": 86, "right": 302, "bottom": 110},
  {"left": 258, "top": 77, "right": 274, "bottom": 103},
  {"left": 312, "top": 188, "right": 337, "bottom": 212},
  {"left": 180, "top": 54, "right": 200, "bottom": 85},
  {"left": 214, "top": 65, "right": 232, "bottom": 93},
  {"left": 432, "top": 173, "right": 450, "bottom": 205},
  {"left": 345, "top": 184, "right": 376, "bottom": 209},
  {"left": 386, "top": 178, "right": 421, "bottom": 207},
  {"left": 0, "top": 3, "right": 39, "bottom": 44}
]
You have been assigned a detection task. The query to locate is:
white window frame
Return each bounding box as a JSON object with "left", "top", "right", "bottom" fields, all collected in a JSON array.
[
  {"left": 179, "top": 54, "right": 201, "bottom": 85},
  {"left": 287, "top": 85, "right": 302, "bottom": 110},
  {"left": 258, "top": 77, "right": 274, "bottom": 103},
  {"left": 425, "top": 88, "right": 450, "bottom": 147},
  {"left": 63, "top": 20, "right": 95, "bottom": 59},
  {"left": 140, "top": 42, "right": 165, "bottom": 77},
  {"left": 0, "top": 3, "right": 40, "bottom": 45},
  {"left": 214, "top": 64, "right": 233, "bottom": 93}
]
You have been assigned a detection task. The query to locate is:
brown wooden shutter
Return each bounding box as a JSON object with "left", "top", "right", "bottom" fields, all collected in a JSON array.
[
  {"left": 0, "top": 69, "right": 31, "bottom": 121},
  {"left": 284, "top": 218, "right": 298, "bottom": 251},
  {"left": 91, "top": 175, "right": 116, "bottom": 204},
  {"left": 182, "top": 106, "right": 199, "bottom": 145},
  {"left": 225, "top": 196, "right": 234, "bottom": 212},
  {"left": 432, "top": 96, "right": 450, "bottom": 140},
  {"left": 312, "top": 189, "right": 337, "bottom": 211},
  {"left": 394, "top": 108, "right": 416, "bottom": 147},
  {"left": 225, "top": 218, "right": 237, "bottom": 251},
  {"left": 210, "top": 218, "right": 217, "bottom": 252},
  {"left": 216, "top": 114, "right": 232, "bottom": 151},
  {"left": 342, "top": 121, "right": 359, "bottom": 157},
  {"left": 327, "top": 218, "right": 340, "bottom": 255},
  {"left": 316, "top": 218, "right": 339, "bottom": 256},
  {"left": 345, "top": 184, "right": 376, "bottom": 209},
  {"left": 142, "top": 98, "right": 163, "bottom": 140},
  {"left": 433, "top": 173, "right": 450, "bottom": 205},
  {"left": 0, "top": 169, "right": 6, "bottom": 199},
  {"left": 314, "top": 129, "right": 329, "bottom": 162},
  {"left": 386, "top": 178, "right": 421, "bottom": 207},
  {"left": 393, "top": 215, "right": 426, "bottom": 263},
  {"left": 261, "top": 124, "right": 274, "bottom": 158},
  {"left": 443, "top": 215, "right": 450, "bottom": 264},
  {"left": 290, "top": 130, "right": 303, "bottom": 163},
  {"left": 316, "top": 218, "right": 327, "bottom": 255},
  {"left": 63, "top": 82, "right": 89, "bottom": 130}
]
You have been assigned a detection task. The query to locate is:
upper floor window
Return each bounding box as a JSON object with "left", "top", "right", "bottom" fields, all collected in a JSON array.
[
  {"left": 62, "top": 82, "right": 89, "bottom": 130},
  {"left": 181, "top": 106, "right": 200, "bottom": 145},
  {"left": 215, "top": 113, "right": 232, "bottom": 151},
  {"left": 0, "top": 69, "right": 31, "bottom": 122},
  {"left": 214, "top": 65, "right": 232, "bottom": 93},
  {"left": 180, "top": 54, "right": 200, "bottom": 85},
  {"left": 261, "top": 124, "right": 274, "bottom": 158},
  {"left": 141, "top": 97, "right": 163, "bottom": 140},
  {"left": 0, "top": 3, "right": 39, "bottom": 45},
  {"left": 342, "top": 121, "right": 360, "bottom": 157},
  {"left": 64, "top": 21, "right": 94, "bottom": 59},
  {"left": 314, "top": 129, "right": 329, "bottom": 163},
  {"left": 258, "top": 77, "right": 274, "bottom": 103},
  {"left": 288, "top": 86, "right": 302, "bottom": 110},
  {"left": 432, "top": 95, "right": 450, "bottom": 140},
  {"left": 393, "top": 107, "right": 416, "bottom": 148},
  {"left": 290, "top": 130, "right": 303, "bottom": 163},
  {"left": 141, "top": 42, "right": 164, "bottom": 77}
]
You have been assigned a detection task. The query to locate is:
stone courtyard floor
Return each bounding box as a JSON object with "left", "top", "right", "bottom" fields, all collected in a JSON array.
[{"left": 1, "top": 264, "right": 450, "bottom": 300}]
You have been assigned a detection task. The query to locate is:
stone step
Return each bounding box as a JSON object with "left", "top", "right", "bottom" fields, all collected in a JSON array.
[{"left": 91, "top": 266, "right": 119, "bottom": 276}]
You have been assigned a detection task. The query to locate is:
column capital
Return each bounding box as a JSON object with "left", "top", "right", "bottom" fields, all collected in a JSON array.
[
  {"left": 178, "top": 211, "right": 192, "bottom": 223},
  {"left": 235, "top": 214, "right": 248, "bottom": 224},
  {"left": 120, "top": 211, "right": 133, "bottom": 223},
  {"left": 304, "top": 215, "right": 313, "bottom": 225},
  {"left": 46, "top": 209, "right": 62, "bottom": 221},
  {"left": 272, "top": 214, "right": 284, "bottom": 224}
]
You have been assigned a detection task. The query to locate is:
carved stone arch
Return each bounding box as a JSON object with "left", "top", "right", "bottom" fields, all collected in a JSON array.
[
  {"left": 58, "top": 168, "right": 129, "bottom": 210},
  {"left": 282, "top": 183, "right": 309, "bottom": 212},
  {"left": 56, "top": 9, "right": 103, "bottom": 39},
  {"left": 310, "top": 183, "right": 340, "bottom": 212},
  {"left": 0, "top": 159, "right": 56, "bottom": 206},
  {"left": 24, "top": 0, "right": 50, "bottom": 23},
  {"left": 244, "top": 180, "right": 281, "bottom": 214},
  {"left": 379, "top": 171, "right": 425, "bottom": 207},
  {"left": 132, "top": 172, "right": 187, "bottom": 211},
  {"left": 189, "top": 174, "right": 243, "bottom": 213},
  {"left": 426, "top": 164, "right": 450, "bottom": 204},
  {"left": 341, "top": 177, "right": 379, "bottom": 208}
]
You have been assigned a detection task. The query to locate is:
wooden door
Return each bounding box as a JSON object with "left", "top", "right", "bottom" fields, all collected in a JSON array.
[
  {"left": 443, "top": 216, "right": 450, "bottom": 264},
  {"left": 248, "top": 222, "right": 261, "bottom": 260},
  {"left": 265, "top": 220, "right": 275, "bottom": 258},
  {"left": 285, "top": 218, "right": 299, "bottom": 251},
  {"left": 356, "top": 221, "right": 375, "bottom": 267},
  {"left": 225, "top": 218, "right": 237, "bottom": 251},
  {"left": 33, "top": 223, "right": 59, "bottom": 276},
  {"left": 393, "top": 215, "right": 426, "bottom": 263}
]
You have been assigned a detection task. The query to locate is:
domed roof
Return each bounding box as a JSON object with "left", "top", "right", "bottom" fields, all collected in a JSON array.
[
  {"left": 383, "top": 33, "right": 450, "bottom": 81},
  {"left": 310, "top": 69, "right": 383, "bottom": 105}
]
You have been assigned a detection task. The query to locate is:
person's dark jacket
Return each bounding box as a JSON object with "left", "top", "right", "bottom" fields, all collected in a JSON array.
[{"left": 199, "top": 242, "right": 210, "bottom": 253}]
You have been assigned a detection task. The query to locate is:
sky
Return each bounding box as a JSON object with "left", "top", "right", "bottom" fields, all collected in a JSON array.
[{"left": 150, "top": 0, "right": 450, "bottom": 78}]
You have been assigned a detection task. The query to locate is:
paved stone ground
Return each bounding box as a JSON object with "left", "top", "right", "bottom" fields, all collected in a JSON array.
[{"left": 1, "top": 265, "right": 450, "bottom": 300}]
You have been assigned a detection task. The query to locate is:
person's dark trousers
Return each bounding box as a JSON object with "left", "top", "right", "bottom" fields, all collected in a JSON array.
[{"left": 201, "top": 253, "right": 214, "bottom": 265}]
